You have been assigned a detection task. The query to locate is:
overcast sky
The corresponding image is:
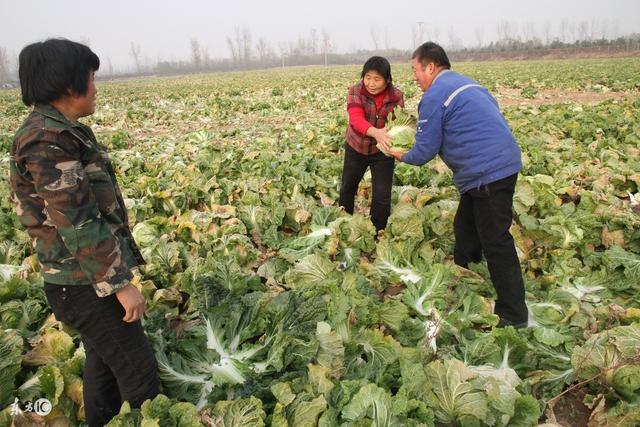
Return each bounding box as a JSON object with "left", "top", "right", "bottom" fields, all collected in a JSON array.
[{"left": 1, "top": 0, "right": 639, "bottom": 72}]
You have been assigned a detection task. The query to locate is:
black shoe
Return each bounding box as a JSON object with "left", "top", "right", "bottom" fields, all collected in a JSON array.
[{"left": 496, "top": 318, "right": 528, "bottom": 329}]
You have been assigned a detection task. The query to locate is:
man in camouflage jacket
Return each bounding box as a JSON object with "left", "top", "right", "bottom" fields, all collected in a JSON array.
[{"left": 10, "top": 39, "right": 158, "bottom": 427}]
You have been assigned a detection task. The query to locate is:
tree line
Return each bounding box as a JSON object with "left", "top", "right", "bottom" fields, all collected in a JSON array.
[{"left": 1, "top": 21, "right": 639, "bottom": 84}]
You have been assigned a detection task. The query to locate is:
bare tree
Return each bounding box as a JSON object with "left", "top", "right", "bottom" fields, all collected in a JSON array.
[
  {"left": 578, "top": 20, "right": 589, "bottom": 41},
  {"left": 190, "top": 38, "right": 202, "bottom": 69},
  {"left": 511, "top": 22, "right": 521, "bottom": 41},
  {"left": 321, "top": 29, "right": 332, "bottom": 67},
  {"left": 599, "top": 20, "right": 609, "bottom": 40},
  {"left": 589, "top": 19, "right": 598, "bottom": 41},
  {"left": 130, "top": 41, "right": 141, "bottom": 73},
  {"left": 411, "top": 21, "right": 425, "bottom": 49},
  {"left": 522, "top": 22, "right": 537, "bottom": 42},
  {"left": 370, "top": 25, "right": 380, "bottom": 50},
  {"left": 256, "top": 37, "right": 274, "bottom": 62},
  {"left": 242, "top": 27, "right": 252, "bottom": 64},
  {"left": 383, "top": 27, "right": 391, "bottom": 50},
  {"left": 568, "top": 22, "right": 576, "bottom": 43},
  {"left": 543, "top": 21, "right": 552, "bottom": 45},
  {"left": 497, "top": 20, "right": 518, "bottom": 43},
  {"left": 292, "top": 35, "right": 307, "bottom": 56},
  {"left": 0, "top": 46, "right": 9, "bottom": 83},
  {"left": 106, "top": 56, "right": 114, "bottom": 76},
  {"left": 255, "top": 37, "right": 266, "bottom": 61},
  {"left": 447, "top": 26, "right": 461, "bottom": 50},
  {"left": 433, "top": 25, "right": 441, "bottom": 44},
  {"left": 610, "top": 19, "right": 619, "bottom": 39},
  {"left": 202, "top": 47, "right": 211, "bottom": 68},
  {"left": 225, "top": 27, "right": 245, "bottom": 64},
  {"left": 278, "top": 42, "right": 288, "bottom": 68},
  {"left": 496, "top": 20, "right": 508, "bottom": 41},
  {"left": 227, "top": 27, "right": 248, "bottom": 65},
  {"left": 559, "top": 19, "right": 569, "bottom": 43},
  {"left": 227, "top": 36, "right": 239, "bottom": 64},
  {"left": 474, "top": 27, "right": 485, "bottom": 48},
  {"left": 287, "top": 40, "right": 297, "bottom": 58},
  {"left": 235, "top": 27, "right": 243, "bottom": 62},
  {"left": 418, "top": 21, "right": 425, "bottom": 45},
  {"left": 309, "top": 28, "right": 319, "bottom": 54}
]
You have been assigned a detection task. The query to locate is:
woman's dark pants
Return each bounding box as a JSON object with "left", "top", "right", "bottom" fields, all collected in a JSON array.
[
  {"left": 339, "top": 143, "right": 395, "bottom": 232},
  {"left": 44, "top": 283, "right": 159, "bottom": 427}
]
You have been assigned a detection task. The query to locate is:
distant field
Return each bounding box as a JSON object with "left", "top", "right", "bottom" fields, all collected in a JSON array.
[
  {"left": 0, "top": 57, "right": 639, "bottom": 426},
  {"left": 2, "top": 56, "right": 638, "bottom": 148}
]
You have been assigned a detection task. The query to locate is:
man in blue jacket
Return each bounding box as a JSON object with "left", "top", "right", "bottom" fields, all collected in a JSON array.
[{"left": 382, "top": 42, "right": 528, "bottom": 328}]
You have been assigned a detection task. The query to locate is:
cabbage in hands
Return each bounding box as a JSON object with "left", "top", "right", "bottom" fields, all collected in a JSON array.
[{"left": 377, "top": 108, "right": 417, "bottom": 157}]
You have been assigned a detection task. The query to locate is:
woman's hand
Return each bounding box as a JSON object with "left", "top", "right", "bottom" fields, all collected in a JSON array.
[
  {"left": 367, "top": 127, "right": 391, "bottom": 151},
  {"left": 115, "top": 283, "right": 146, "bottom": 322}
]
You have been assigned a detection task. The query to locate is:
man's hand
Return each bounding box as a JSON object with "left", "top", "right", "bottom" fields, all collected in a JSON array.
[
  {"left": 115, "top": 283, "right": 145, "bottom": 322},
  {"left": 367, "top": 127, "right": 391, "bottom": 152},
  {"left": 388, "top": 150, "right": 404, "bottom": 161}
]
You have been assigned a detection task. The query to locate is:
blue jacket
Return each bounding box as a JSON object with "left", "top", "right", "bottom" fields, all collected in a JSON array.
[{"left": 401, "top": 70, "right": 521, "bottom": 193}]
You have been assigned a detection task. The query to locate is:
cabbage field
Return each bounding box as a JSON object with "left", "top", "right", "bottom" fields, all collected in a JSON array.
[{"left": 0, "top": 57, "right": 639, "bottom": 426}]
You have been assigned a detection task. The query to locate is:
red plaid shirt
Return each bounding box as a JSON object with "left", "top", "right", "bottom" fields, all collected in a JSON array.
[{"left": 345, "top": 82, "right": 404, "bottom": 155}]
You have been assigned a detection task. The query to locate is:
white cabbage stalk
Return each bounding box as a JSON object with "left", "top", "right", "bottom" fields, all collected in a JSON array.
[
  {"left": 374, "top": 254, "right": 422, "bottom": 284},
  {"left": 526, "top": 304, "right": 540, "bottom": 327},
  {"left": 564, "top": 284, "right": 605, "bottom": 303},
  {"left": 415, "top": 292, "right": 431, "bottom": 316},
  {"left": 206, "top": 319, "right": 228, "bottom": 358},
  {"left": 308, "top": 227, "right": 332, "bottom": 238},
  {"left": 423, "top": 308, "right": 442, "bottom": 352},
  {"left": 205, "top": 318, "right": 268, "bottom": 373},
  {"left": 210, "top": 358, "right": 246, "bottom": 384},
  {"left": 423, "top": 320, "right": 440, "bottom": 353},
  {"left": 158, "top": 358, "right": 209, "bottom": 386}
]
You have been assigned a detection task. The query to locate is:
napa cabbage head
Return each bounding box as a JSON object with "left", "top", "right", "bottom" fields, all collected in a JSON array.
[{"left": 378, "top": 108, "right": 417, "bottom": 156}]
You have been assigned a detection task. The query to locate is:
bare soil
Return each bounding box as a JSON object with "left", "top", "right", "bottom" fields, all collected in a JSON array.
[
  {"left": 545, "top": 389, "right": 593, "bottom": 427},
  {"left": 495, "top": 87, "right": 639, "bottom": 107}
]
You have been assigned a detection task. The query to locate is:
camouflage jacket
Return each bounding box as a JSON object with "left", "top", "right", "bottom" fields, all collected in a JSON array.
[{"left": 9, "top": 104, "right": 144, "bottom": 296}]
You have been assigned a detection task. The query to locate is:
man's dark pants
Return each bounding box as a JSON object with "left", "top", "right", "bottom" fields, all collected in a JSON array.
[
  {"left": 453, "top": 173, "right": 528, "bottom": 324},
  {"left": 44, "top": 283, "right": 159, "bottom": 427},
  {"left": 339, "top": 143, "right": 395, "bottom": 232}
]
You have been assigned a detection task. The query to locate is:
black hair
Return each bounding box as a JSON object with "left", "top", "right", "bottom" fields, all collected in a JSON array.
[
  {"left": 361, "top": 56, "right": 392, "bottom": 84},
  {"left": 412, "top": 42, "right": 451, "bottom": 69},
  {"left": 18, "top": 38, "right": 100, "bottom": 106}
]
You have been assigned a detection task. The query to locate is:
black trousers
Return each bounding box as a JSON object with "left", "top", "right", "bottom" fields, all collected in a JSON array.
[
  {"left": 338, "top": 143, "right": 395, "bottom": 231},
  {"left": 453, "top": 174, "right": 528, "bottom": 324},
  {"left": 44, "top": 283, "right": 159, "bottom": 427}
]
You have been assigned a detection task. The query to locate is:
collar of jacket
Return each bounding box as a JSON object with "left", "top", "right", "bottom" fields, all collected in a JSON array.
[
  {"left": 34, "top": 104, "right": 85, "bottom": 129},
  {"left": 33, "top": 103, "right": 95, "bottom": 140},
  {"left": 432, "top": 69, "right": 452, "bottom": 85},
  {"left": 358, "top": 81, "right": 401, "bottom": 105}
]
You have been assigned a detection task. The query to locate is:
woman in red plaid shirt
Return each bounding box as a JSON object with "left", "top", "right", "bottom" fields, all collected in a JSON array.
[{"left": 339, "top": 56, "right": 404, "bottom": 233}]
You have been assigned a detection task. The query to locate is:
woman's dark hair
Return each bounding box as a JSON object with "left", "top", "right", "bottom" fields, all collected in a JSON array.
[
  {"left": 412, "top": 42, "right": 451, "bottom": 69},
  {"left": 19, "top": 38, "right": 100, "bottom": 106},
  {"left": 361, "top": 56, "right": 392, "bottom": 83}
]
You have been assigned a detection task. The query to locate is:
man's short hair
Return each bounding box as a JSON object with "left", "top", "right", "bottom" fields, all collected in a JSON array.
[
  {"left": 412, "top": 42, "right": 451, "bottom": 69},
  {"left": 361, "top": 56, "right": 393, "bottom": 84},
  {"left": 19, "top": 39, "right": 100, "bottom": 106}
]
